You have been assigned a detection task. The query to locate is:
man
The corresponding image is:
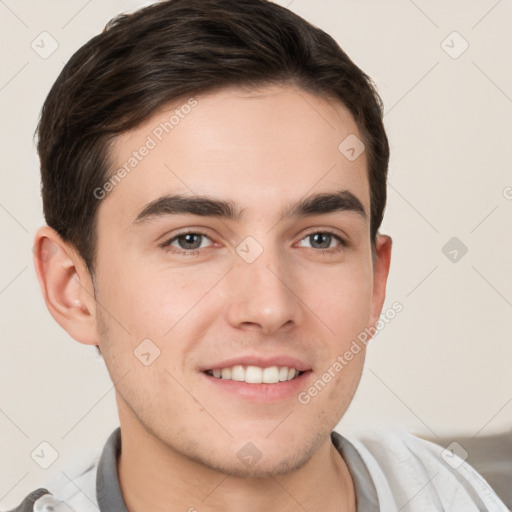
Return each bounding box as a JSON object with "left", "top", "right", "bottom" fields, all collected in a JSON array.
[{"left": 10, "top": 0, "right": 507, "bottom": 510}]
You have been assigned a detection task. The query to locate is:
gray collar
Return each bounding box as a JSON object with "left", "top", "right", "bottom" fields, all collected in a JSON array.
[
  {"left": 331, "top": 430, "right": 379, "bottom": 511},
  {"left": 96, "top": 427, "right": 128, "bottom": 512},
  {"left": 95, "top": 427, "right": 378, "bottom": 511}
]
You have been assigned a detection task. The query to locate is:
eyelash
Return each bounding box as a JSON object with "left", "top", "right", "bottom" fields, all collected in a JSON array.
[{"left": 159, "top": 230, "right": 348, "bottom": 256}]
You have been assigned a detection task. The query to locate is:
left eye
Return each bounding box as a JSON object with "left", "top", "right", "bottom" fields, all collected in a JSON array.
[{"left": 298, "top": 232, "right": 345, "bottom": 251}]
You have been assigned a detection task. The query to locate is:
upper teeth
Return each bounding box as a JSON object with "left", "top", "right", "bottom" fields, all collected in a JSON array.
[{"left": 207, "top": 365, "right": 301, "bottom": 384}]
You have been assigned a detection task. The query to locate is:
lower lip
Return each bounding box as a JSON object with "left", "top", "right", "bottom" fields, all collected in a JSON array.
[{"left": 201, "top": 370, "right": 313, "bottom": 403}]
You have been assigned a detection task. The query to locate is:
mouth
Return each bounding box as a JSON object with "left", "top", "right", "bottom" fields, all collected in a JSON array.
[
  {"left": 204, "top": 364, "right": 305, "bottom": 384},
  {"left": 199, "top": 355, "right": 313, "bottom": 402}
]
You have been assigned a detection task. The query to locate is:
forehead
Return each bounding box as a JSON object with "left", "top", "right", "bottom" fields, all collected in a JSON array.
[{"left": 100, "top": 84, "right": 370, "bottom": 228}]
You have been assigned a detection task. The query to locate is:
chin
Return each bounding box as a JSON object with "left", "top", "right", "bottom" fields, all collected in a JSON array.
[
  {"left": 196, "top": 448, "right": 313, "bottom": 479},
  {"left": 178, "top": 431, "right": 321, "bottom": 479}
]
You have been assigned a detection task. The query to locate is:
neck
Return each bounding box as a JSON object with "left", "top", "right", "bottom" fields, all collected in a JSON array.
[{"left": 117, "top": 416, "right": 356, "bottom": 512}]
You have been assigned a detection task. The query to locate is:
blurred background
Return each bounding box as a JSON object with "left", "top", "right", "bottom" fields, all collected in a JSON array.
[{"left": 1, "top": 0, "right": 511, "bottom": 508}]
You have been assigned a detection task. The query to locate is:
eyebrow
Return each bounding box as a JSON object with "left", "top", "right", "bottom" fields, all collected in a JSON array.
[{"left": 131, "top": 189, "right": 367, "bottom": 226}]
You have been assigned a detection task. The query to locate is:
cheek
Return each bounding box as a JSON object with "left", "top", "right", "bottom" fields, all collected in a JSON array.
[
  {"left": 328, "top": 358, "right": 365, "bottom": 413},
  {"left": 300, "top": 263, "right": 373, "bottom": 341},
  {"left": 96, "top": 259, "right": 213, "bottom": 337}
]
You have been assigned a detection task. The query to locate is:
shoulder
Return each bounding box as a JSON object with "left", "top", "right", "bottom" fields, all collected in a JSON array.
[
  {"left": 2, "top": 454, "right": 100, "bottom": 512},
  {"left": 337, "top": 426, "right": 509, "bottom": 512}
]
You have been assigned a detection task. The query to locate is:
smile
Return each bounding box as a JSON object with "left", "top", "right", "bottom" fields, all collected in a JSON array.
[{"left": 204, "top": 365, "right": 303, "bottom": 384}]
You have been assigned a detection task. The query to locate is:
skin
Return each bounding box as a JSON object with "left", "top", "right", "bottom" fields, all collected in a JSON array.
[{"left": 33, "top": 84, "right": 392, "bottom": 512}]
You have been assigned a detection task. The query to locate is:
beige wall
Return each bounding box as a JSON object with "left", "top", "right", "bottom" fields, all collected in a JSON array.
[{"left": 1, "top": 0, "right": 511, "bottom": 508}]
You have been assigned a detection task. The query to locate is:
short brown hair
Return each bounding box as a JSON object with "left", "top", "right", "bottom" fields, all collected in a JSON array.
[{"left": 36, "top": 0, "right": 389, "bottom": 276}]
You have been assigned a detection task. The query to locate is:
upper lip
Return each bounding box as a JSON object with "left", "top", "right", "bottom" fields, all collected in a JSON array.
[{"left": 200, "top": 355, "right": 311, "bottom": 372}]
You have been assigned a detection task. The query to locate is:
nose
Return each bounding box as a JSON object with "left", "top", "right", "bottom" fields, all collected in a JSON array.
[{"left": 224, "top": 241, "right": 303, "bottom": 334}]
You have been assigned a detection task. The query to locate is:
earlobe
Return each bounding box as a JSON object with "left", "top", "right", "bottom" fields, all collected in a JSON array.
[{"left": 32, "top": 226, "right": 99, "bottom": 346}]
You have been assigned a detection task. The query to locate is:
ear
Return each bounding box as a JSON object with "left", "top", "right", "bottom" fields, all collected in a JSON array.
[
  {"left": 368, "top": 234, "right": 392, "bottom": 328},
  {"left": 32, "top": 225, "right": 99, "bottom": 346}
]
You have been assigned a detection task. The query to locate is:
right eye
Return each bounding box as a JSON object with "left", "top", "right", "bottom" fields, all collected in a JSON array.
[{"left": 160, "top": 231, "right": 214, "bottom": 255}]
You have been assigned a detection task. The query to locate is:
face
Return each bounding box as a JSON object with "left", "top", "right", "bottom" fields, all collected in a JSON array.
[{"left": 91, "top": 84, "right": 390, "bottom": 476}]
